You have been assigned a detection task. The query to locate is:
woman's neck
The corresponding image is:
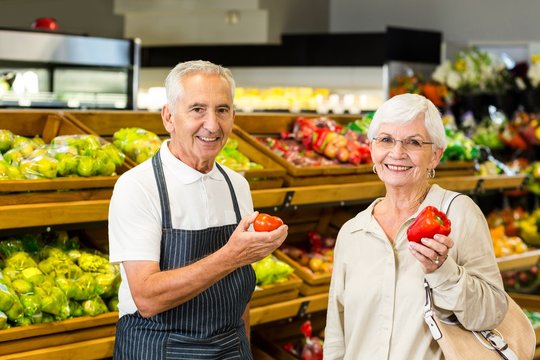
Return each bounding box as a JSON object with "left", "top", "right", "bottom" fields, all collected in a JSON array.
[{"left": 382, "top": 183, "right": 431, "bottom": 215}]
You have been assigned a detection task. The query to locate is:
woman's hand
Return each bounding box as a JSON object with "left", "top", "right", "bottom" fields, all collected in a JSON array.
[{"left": 408, "top": 233, "right": 454, "bottom": 273}]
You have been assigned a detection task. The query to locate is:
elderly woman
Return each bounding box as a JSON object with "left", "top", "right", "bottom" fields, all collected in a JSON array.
[{"left": 324, "top": 94, "right": 507, "bottom": 359}]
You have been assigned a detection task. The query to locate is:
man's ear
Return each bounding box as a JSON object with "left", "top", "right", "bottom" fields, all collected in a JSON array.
[{"left": 162, "top": 105, "right": 174, "bottom": 133}]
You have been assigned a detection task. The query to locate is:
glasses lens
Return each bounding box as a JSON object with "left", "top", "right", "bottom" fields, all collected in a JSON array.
[
  {"left": 403, "top": 138, "right": 423, "bottom": 150},
  {"left": 377, "top": 136, "right": 395, "bottom": 148},
  {"left": 374, "top": 136, "right": 428, "bottom": 151}
]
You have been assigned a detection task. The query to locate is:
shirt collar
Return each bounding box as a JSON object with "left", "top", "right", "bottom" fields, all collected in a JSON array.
[
  {"left": 348, "top": 184, "right": 446, "bottom": 233},
  {"left": 160, "top": 140, "right": 224, "bottom": 184}
]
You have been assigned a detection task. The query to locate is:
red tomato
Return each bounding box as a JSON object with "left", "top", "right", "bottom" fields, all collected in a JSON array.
[{"left": 254, "top": 213, "right": 283, "bottom": 232}]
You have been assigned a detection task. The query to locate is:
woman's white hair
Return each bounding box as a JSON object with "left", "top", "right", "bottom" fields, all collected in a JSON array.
[
  {"left": 367, "top": 93, "right": 447, "bottom": 150},
  {"left": 164, "top": 60, "right": 236, "bottom": 114}
]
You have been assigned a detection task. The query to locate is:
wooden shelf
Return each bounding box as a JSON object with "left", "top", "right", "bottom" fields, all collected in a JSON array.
[
  {"left": 0, "top": 111, "right": 530, "bottom": 358},
  {"left": 249, "top": 293, "right": 328, "bottom": 326},
  {"left": 0, "top": 200, "right": 110, "bottom": 230},
  {"left": 0, "top": 313, "right": 118, "bottom": 359},
  {"left": 252, "top": 174, "right": 526, "bottom": 210},
  {"left": 497, "top": 249, "right": 540, "bottom": 271},
  {"left": 0, "top": 175, "right": 526, "bottom": 230},
  {"left": 0, "top": 336, "right": 116, "bottom": 360},
  {"left": 0, "top": 177, "right": 119, "bottom": 193},
  {"left": 480, "top": 175, "right": 527, "bottom": 191}
]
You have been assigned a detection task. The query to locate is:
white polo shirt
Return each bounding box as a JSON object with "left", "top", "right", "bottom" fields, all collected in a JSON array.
[{"left": 108, "top": 140, "right": 254, "bottom": 317}]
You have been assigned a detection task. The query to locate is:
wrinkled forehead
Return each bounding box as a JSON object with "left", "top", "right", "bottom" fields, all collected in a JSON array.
[{"left": 376, "top": 114, "right": 430, "bottom": 138}]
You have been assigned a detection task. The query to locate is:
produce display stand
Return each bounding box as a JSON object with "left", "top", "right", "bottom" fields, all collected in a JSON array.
[
  {"left": 226, "top": 131, "right": 286, "bottom": 189},
  {"left": 0, "top": 110, "right": 129, "bottom": 206},
  {"left": 274, "top": 250, "right": 331, "bottom": 296},
  {"left": 249, "top": 293, "right": 328, "bottom": 326},
  {"left": 0, "top": 200, "right": 109, "bottom": 230},
  {"left": 233, "top": 115, "right": 375, "bottom": 187},
  {"left": 0, "top": 110, "right": 532, "bottom": 359},
  {"left": 233, "top": 113, "right": 476, "bottom": 186},
  {"left": 63, "top": 111, "right": 287, "bottom": 189},
  {"left": 252, "top": 344, "right": 275, "bottom": 360},
  {"left": 250, "top": 174, "right": 526, "bottom": 211},
  {"left": 497, "top": 249, "right": 540, "bottom": 272},
  {"left": 436, "top": 160, "right": 476, "bottom": 176},
  {"left": 250, "top": 273, "right": 302, "bottom": 308},
  {"left": 252, "top": 312, "right": 326, "bottom": 360},
  {"left": 0, "top": 312, "right": 117, "bottom": 360}
]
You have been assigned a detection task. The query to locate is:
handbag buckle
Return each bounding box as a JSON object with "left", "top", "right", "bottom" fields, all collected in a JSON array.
[
  {"left": 424, "top": 310, "right": 442, "bottom": 341},
  {"left": 481, "top": 330, "right": 508, "bottom": 351},
  {"left": 478, "top": 330, "right": 518, "bottom": 360}
]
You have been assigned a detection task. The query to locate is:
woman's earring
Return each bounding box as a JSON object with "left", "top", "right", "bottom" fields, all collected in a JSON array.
[
  {"left": 372, "top": 165, "right": 377, "bottom": 174},
  {"left": 427, "top": 168, "right": 435, "bottom": 178}
]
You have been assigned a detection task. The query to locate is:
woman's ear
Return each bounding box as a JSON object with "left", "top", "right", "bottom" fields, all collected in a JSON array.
[{"left": 431, "top": 147, "right": 444, "bottom": 168}]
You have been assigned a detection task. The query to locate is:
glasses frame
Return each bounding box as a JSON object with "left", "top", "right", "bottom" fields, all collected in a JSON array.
[{"left": 371, "top": 136, "right": 434, "bottom": 151}]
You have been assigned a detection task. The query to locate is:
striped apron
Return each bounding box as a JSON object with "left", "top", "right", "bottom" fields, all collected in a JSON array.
[{"left": 113, "top": 151, "right": 256, "bottom": 359}]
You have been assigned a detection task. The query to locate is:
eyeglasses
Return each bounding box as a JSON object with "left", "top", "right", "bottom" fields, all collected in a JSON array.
[{"left": 372, "top": 136, "right": 434, "bottom": 151}]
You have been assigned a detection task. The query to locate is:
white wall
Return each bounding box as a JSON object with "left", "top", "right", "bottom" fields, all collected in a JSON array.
[
  {"left": 1, "top": 0, "right": 539, "bottom": 47},
  {"left": 0, "top": 0, "right": 123, "bottom": 38},
  {"left": 330, "top": 0, "right": 540, "bottom": 46},
  {"left": 259, "top": 0, "right": 329, "bottom": 43}
]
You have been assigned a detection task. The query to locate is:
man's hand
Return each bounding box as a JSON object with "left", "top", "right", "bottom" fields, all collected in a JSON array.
[{"left": 225, "top": 212, "right": 288, "bottom": 267}]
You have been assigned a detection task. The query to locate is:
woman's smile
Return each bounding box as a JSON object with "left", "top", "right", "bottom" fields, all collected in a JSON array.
[{"left": 385, "top": 164, "right": 412, "bottom": 172}]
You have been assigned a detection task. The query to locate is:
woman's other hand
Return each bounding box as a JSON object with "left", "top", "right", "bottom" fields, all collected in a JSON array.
[{"left": 408, "top": 233, "right": 454, "bottom": 273}]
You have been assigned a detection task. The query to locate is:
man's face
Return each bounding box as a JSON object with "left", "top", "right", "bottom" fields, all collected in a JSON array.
[{"left": 163, "top": 73, "right": 235, "bottom": 173}]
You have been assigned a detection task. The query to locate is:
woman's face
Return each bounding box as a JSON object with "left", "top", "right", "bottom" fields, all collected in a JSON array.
[{"left": 370, "top": 114, "right": 443, "bottom": 189}]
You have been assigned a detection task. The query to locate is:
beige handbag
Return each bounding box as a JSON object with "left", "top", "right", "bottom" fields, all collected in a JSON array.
[
  {"left": 422, "top": 192, "right": 536, "bottom": 359},
  {"left": 424, "top": 280, "right": 536, "bottom": 360}
]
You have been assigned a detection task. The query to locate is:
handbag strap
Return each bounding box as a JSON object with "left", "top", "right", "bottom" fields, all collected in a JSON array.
[
  {"left": 423, "top": 192, "right": 518, "bottom": 360},
  {"left": 423, "top": 279, "right": 442, "bottom": 340},
  {"left": 442, "top": 190, "right": 462, "bottom": 214}
]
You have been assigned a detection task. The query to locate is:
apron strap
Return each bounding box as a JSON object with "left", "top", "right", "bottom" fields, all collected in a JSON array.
[
  {"left": 152, "top": 150, "right": 173, "bottom": 229},
  {"left": 215, "top": 163, "right": 242, "bottom": 223},
  {"left": 152, "top": 151, "right": 243, "bottom": 227}
]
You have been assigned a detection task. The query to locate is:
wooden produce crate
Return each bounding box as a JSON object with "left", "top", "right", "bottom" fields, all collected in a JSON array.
[
  {"left": 250, "top": 273, "right": 302, "bottom": 308},
  {"left": 0, "top": 226, "right": 118, "bottom": 358},
  {"left": 234, "top": 113, "right": 478, "bottom": 184},
  {"left": 497, "top": 249, "right": 540, "bottom": 272},
  {"left": 64, "top": 111, "right": 286, "bottom": 189},
  {"left": 228, "top": 130, "right": 286, "bottom": 189},
  {"left": 252, "top": 312, "right": 326, "bottom": 360},
  {"left": 0, "top": 312, "right": 118, "bottom": 359},
  {"left": 0, "top": 110, "right": 129, "bottom": 205},
  {"left": 274, "top": 250, "right": 331, "bottom": 288},
  {"left": 233, "top": 113, "right": 376, "bottom": 186},
  {"left": 272, "top": 207, "right": 347, "bottom": 295},
  {"left": 436, "top": 160, "right": 476, "bottom": 177},
  {"left": 252, "top": 343, "right": 276, "bottom": 360}
]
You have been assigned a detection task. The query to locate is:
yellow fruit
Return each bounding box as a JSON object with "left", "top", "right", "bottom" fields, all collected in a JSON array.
[{"left": 309, "top": 257, "right": 323, "bottom": 272}]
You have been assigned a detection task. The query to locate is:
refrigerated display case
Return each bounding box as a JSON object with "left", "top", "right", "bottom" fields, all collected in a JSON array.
[{"left": 0, "top": 28, "right": 140, "bottom": 110}]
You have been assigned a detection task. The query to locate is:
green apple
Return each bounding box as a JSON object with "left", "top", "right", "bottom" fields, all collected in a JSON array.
[{"left": 0, "top": 129, "right": 13, "bottom": 153}]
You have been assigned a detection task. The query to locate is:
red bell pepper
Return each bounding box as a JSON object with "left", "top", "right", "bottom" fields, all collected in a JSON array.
[
  {"left": 407, "top": 206, "right": 451, "bottom": 243},
  {"left": 312, "top": 128, "right": 330, "bottom": 152}
]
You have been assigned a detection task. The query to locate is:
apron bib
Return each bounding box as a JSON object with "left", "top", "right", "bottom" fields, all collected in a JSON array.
[{"left": 114, "top": 151, "right": 256, "bottom": 359}]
